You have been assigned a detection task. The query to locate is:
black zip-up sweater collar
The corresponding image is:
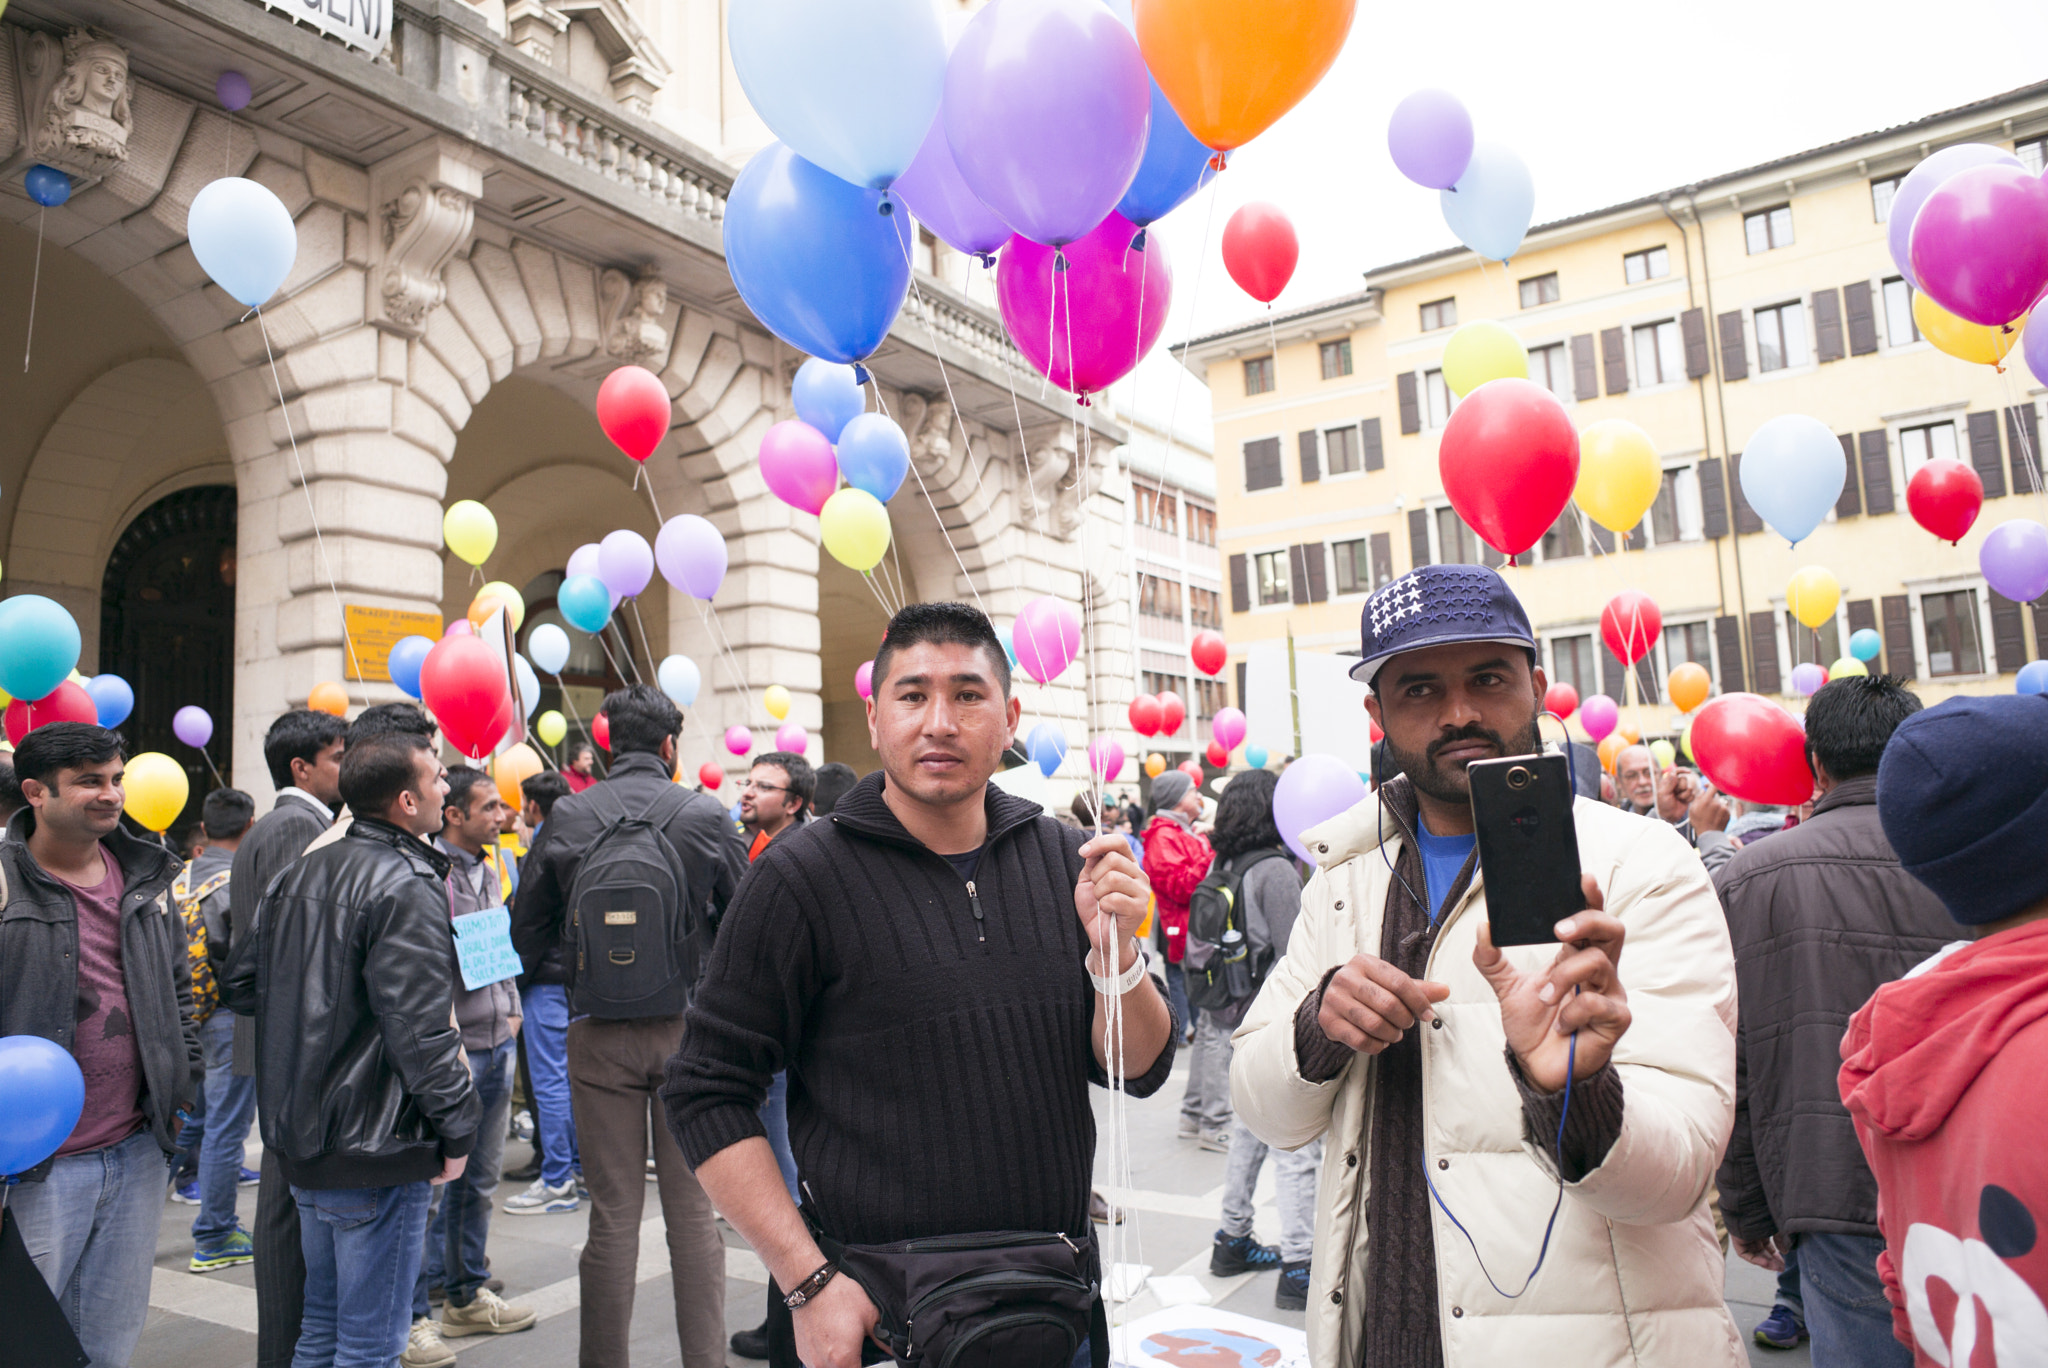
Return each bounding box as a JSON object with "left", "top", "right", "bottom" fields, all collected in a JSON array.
[{"left": 827, "top": 769, "right": 1045, "bottom": 859}]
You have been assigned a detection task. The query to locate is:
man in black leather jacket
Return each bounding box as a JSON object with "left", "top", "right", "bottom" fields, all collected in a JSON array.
[{"left": 252, "top": 729, "right": 480, "bottom": 1368}]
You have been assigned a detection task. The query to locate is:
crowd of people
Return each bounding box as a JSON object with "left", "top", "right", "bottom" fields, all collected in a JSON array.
[{"left": 0, "top": 569, "right": 2041, "bottom": 1368}]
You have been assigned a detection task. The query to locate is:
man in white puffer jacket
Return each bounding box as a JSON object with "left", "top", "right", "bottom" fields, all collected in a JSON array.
[{"left": 1230, "top": 565, "right": 1743, "bottom": 1368}]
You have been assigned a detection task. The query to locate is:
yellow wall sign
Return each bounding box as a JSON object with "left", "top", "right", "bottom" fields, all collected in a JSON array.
[{"left": 344, "top": 605, "right": 445, "bottom": 682}]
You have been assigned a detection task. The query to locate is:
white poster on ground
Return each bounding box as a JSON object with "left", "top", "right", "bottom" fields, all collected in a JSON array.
[
  {"left": 1106, "top": 1305, "right": 1310, "bottom": 1368},
  {"left": 1242, "top": 642, "right": 1374, "bottom": 771}
]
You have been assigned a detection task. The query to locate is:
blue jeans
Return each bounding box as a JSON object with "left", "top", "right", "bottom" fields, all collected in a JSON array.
[
  {"left": 194, "top": 1011, "right": 258, "bottom": 1243},
  {"left": 1773, "top": 1244, "right": 1804, "bottom": 1318},
  {"left": 1163, "top": 961, "right": 1197, "bottom": 1037},
  {"left": 521, "top": 984, "right": 579, "bottom": 1187},
  {"left": 293, "top": 1181, "right": 433, "bottom": 1368},
  {"left": 1797, "top": 1232, "right": 1910, "bottom": 1368},
  {"left": 415, "top": 1040, "right": 514, "bottom": 1314},
  {"left": 8, "top": 1129, "right": 165, "bottom": 1368},
  {"left": 761, "top": 1071, "right": 799, "bottom": 1202}
]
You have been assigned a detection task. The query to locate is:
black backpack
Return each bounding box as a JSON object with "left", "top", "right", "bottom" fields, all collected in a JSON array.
[
  {"left": 1183, "top": 848, "right": 1289, "bottom": 1011},
  {"left": 566, "top": 784, "right": 701, "bottom": 1020}
]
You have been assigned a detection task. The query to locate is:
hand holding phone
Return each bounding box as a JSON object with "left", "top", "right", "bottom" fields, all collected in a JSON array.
[
  {"left": 1468, "top": 754, "right": 1585, "bottom": 947},
  {"left": 1472, "top": 878, "right": 1633, "bottom": 1090}
]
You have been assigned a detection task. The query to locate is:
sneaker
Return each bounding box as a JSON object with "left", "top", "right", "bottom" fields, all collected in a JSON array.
[
  {"left": 1197, "top": 1129, "right": 1231, "bottom": 1153},
  {"left": 169, "top": 1178, "right": 201, "bottom": 1205},
  {"left": 503, "top": 1178, "right": 579, "bottom": 1215},
  {"left": 1275, "top": 1260, "right": 1311, "bottom": 1312},
  {"left": 575, "top": 1171, "right": 589, "bottom": 1200},
  {"left": 1753, "top": 1304, "right": 1808, "bottom": 1350},
  {"left": 441, "top": 1286, "right": 538, "bottom": 1337},
  {"left": 1176, "top": 1118, "right": 1199, "bottom": 1140},
  {"left": 1209, "top": 1230, "right": 1282, "bottom": 1277},
  {"left": 730, "top": 1321, "right": 771, "bottom": 1360},
  {"left": 239, "top": 1167, "right": 260, "bottom": 1186},
  {"left": 428, "top": 1278, "right": 502, "bottom": 1306},
  {"left": 401, "top": 1317, "right": 456, "bottom": 1368},
  {"left": 189, "top": 1228, "right": 256, "bottom": 1273}
]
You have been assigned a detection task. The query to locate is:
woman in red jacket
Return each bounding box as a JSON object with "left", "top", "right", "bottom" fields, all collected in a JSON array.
[{"left": 1141, "top": 770, "right": 1215, "bottom": 1135}]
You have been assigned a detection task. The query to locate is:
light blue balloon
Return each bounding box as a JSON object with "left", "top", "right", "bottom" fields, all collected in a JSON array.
[
  {"left": 557, "top": 575, "right": 613, "bottom": 634},
  {"left": 836, "top": 413, "right": 910, "bottom": 502},
  {"left": 728, "top": 0, "right": 946, "bottom": 191},
  {"left": 85, "top": 674, "right": 133, "bottom": 728},
  {"left": 658, "top": 654, "right": 702, "bottom": 708},
  {"left": 1739, "top": 415, "right": 1846, "bottom": 547},
  {"left": 187, "top": 176, "right": 298, "bottom": 308},
  {"left": 1244, "top": 745, "right": 1268, "bottom": 770},
  {"left": 997, "top": 624, "right": 1018, "bottom": 667},
  {"left": 2018, "top": 660, "right": 2048, "bottom": 695},
  {"left": 514, "top": 655, "right": 542, "bottom": 718},
  {"left": 1849, "top": 628, "right": 1883, "bottom": 663},
  {"left": 527, "top": 623, "right": 570, "bottom": 675},
  {"left": 1116, "top": 79, "right": 1212, "bottom": 229},
  {"left": 1439, "top": 142, "right": 1535, "bottom": 263},
  {"left": 0, "top": 595, "right": 82, "bottom": 703},
  {"left": 793, "top": 359, "right": 866, "bottom": 443},
  {"left": 1028, "top": 721, "right": 1068, "bottom": 778},
  {"left": 386, "top": 635, "right": 433, "bottom": 699},
  {"left": 724, "top": 143, "right": 913, "bottom": 365}
]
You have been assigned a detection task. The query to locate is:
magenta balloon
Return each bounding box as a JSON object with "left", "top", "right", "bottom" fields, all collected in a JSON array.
[
  {"left": 725, "top": 725, "right": 754, "bottom": 756},
  {"left": 444, "top": 619, "right": 475, "bottom": 638},
  {"left": 1909, "top": 163, "right": 2048, "bottom": 327},
  {"left": 1088, "top": 736, "right": 1125, "bottom": 784},
  {"left": 1980, "top": 519, "right": 2048, "bottom": 603},
  {"left": 894, "top": 117, "right": 1011, "bottom": 260},
  {"left": 1387, "top": 89, "right": 1474, "bottom": 191},
  {"left": 1012, "top": 594, "right": 1082, "bottom": 684},
  {"left": 597, "top": 529, "right": 655, "bottom": 598},
  {"left": 855, "top": 659, "right": 874, "bottom": 700},
  {"left": 942, "top": 0, "right": 1151, "bottom": 247},
  {"left": 1273, "top": 753, "right": 1367, "bottom": 864},
  {"left": 1887, "top": 143, "right": 2020, "bottom": 290},
  {"left": 656, "top": 514, "right": 728, "bottom": 600},
  {"left": 1579, "top": 693, "right": 1619, "bottom": 742},
  {"left": 774, "top": 722, "right": 809, "bottom": 753},
  {"left": 172, "top": 705, "right": 213, "bottom": 749},
  {"left": 1210, "top": 705, "right": 1246, "bottom": 752},
  {"left": 996, "top": 211, "right": 1172, "bottom": 396},
  {"left": 759, "top": 419, "right": 839, "bottom": 515}
]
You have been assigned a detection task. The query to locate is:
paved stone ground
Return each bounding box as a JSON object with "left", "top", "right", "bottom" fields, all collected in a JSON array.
[{"left": 137, "top": 1052, "right": 1808, "bottom": 1366}]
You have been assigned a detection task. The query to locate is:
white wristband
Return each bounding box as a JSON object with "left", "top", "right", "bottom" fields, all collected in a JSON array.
[{"left": 1088, "top": 940, "right": 1145, "bottom": 995}]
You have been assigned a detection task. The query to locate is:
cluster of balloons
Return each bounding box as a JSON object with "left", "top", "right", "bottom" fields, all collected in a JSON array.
[
  {"left": 1127, "top": 689, "right": 1186, "bottom": 738},
  {"left": 759, "top": 360, "right": 900, "bottom": 573},
  {"left": 1387, "top": 88, "right": 1533, "bottom": 263},
  {"left": 0, "top": 596, "right": 91, "bottom": 746},
  {"left": 1886, "top": 143, "right": 2048, "bottom": 370}
]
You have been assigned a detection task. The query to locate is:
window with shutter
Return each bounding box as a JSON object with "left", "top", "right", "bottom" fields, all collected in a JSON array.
[
  {"left": 1990, "top": 591, "right": 2028, "bottom": 673},
  {"left": 1698, "top": 457, "right": 1729, "bottom": 538},
  {"left": 1243, "top": 436, "right": 1283, "bottom": 492},
  {"left": 1302, "top": 543, "right": 1329, "bottom": 603},
  {"left": 2008, "top": 405, "right": 2042, "bottom": 496},
  {"left": 1288, "top": 545, "right": 1311, "bottom": 606},
  {"left": 1836, "top": 434, "right": 1862, "bottom": 518},
  {"left": 1397, "top": 372, "right": 1421, "bottom": 434},
  {"left": 1882, "top": 595, "right": 1915, "bottom": 679},
  {"left": 1729, "top": 453, "right": 1765, "bottom": 534},
  {"left": 1967, "top": 411, "right": 2006, "bottom": 499},
  {"left": 1407, "top": 508, "right": 1431, "bottom": 569},
  {"left": 1859, "top": 431, "right": 1895, "bottom": 515},
  {"left": 1235, "top": 661, "right": 1247, "bottom": 710},
  {"left": 1369, "top": 532, "right": 1393, "bottom": 588},
  {"left": 1299, "top": 430, "right": 1321, "bottom": 484},
  {"left": 1813, "top": 288, "right": 1844, "bottom": 361},
  {"left": 1600, "top": 327, "right": 1629, "bottom": 395},
  {"left": 1847, "top": 599, "right": 1877, "bottom": 637},
  {"left": 1681, "top": 308, "right": 1710, "bottom": 379},
  {"left": 1481, "top": 540, "right": 1505, "bottom": 569},
  {"left": 1600, "top": 644, "right": 1625, "bottom": 702},
  {"left": 1589, "top": 522, "right": 1617, "bottom": 554},
  {"left": 1714, "top": 615, "right": 1748, "bottom": 693},
  {"left": 1634, "top": 654, "right": 1659, "bottom": 706},
  {"left": 1361, "top": 417, "right": 1384, "bottom": 471},
  {"left": 1228, "top": 553, "right": 1249, "bottom": 614},
  {"left": 1844, "top": 281, "right": 1878, "bottom": 355},
  {"left": 1717, "top": 311, "right": 1748, "bottom": 381},
  {"left": 1748, "top": 611, "right": 1782, "bottom": 694},
  {"left": 1571, "top": 334, "right": 1599, "bottom": 401}
]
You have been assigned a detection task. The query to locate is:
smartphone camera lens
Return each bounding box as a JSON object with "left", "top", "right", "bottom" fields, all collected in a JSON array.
[{"left": 1505, "top": 765, "right": 1531, "bottom": 791}]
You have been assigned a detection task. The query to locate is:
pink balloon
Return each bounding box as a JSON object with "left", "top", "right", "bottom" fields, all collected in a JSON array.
[
  {"left": 1909, "top": 163, "right": 2048, "bottom": 327},
  {"left": 1579, "top": 693, "right": 1619, "bottom": 742},
  {"left": 996, "top": 210, "right": 1172, "bottom": 397},
  {"left": 443, "top": 619, "right": 474, "bottom": 638},
  {"left": 1088, "top": 736, "right": 1125, "bottom": 784},
  {"left": 724, "top": 725, "right": 754, "bottom": 756},
  {"left": 1012, "top": 594, "right": 1081, "bottom": 684},
  {"left": 774, "top": 722, "right": 809, "bottom": 754},
  {"left": 759, "top": 420, "right": 839, "bottom": 515},
  {"left": 855, "top": 659, "right": 874, "bottom": 700},
  {"left": 1210, "top": 706, "right": 1246, "bottom": 752}
]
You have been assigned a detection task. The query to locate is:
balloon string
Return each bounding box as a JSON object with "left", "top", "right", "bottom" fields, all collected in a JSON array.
[
  {"left": 24, "top": 206, "right": 43, "bottom": 373},
  {"left": 525, "top": 725, "right": 561, "bottom": 771},
  {"left": 591, "top": 620, "right": 633, "bottom": 687},
  {"left": 198, "top": 747, "right": 225, "bottom": 789},
  {"left": 626, "top": 598, "right": 658, "bottom": 681},
  {"left": 1996, "top": 365, "right": 2048, "bottom": 515},
  {"left": 547, "top": 672, "right": 605, "bottom": 775}
]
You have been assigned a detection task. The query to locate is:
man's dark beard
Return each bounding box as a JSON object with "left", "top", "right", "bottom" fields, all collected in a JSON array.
[{"left": 1380, "top": 714, "right": 1543, "bottom": 807}]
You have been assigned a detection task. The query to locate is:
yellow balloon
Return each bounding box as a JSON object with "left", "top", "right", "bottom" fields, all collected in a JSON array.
[
  {"left": 1913, "top": 292, "right": 2022, "bottom": 367},
  {"left": 493, "top": 743, "right": 544, "bottom": 808},
  {"left": 1441, "top": 320, "right": 1528, "bottom": 398},
  {"left": 819, "top": 488, "right": 891, "bottom": 572},
  {"left": 1830, "top": 656, "right": 1869, "bottom": 678},
  {"left": 443, "top": 500, "right": 498, "bottom": 567},
  {"left": 1668, "top": 661, "right": 1711, "bottom": 713},
  {"left": 763, "top": 684, "right": 792, "bottom": 721},
  {"left": 1649, "top": 739, "right": 1677, "bottom": 769},
  {"left": 0, "top": 683, "right": 11, "bottom": 705},
  {"left": 536, "top": 710, "right": 567, "bottom": 748},
  {"left": 1787, "top": 565, "right": 1841, "bottom": 630},
  {"left": 123, "top": 752, "right": 189, "bottom": 833},
  {"left": 1575, "top": 420, "right": 1662, "bottom": 533},
  {"left": 1144, "top": 752, "right": 1166, "bottom": 778},
  {"left": 478, "top": 581, "right": 526, "bottom": 631},
  {"left": 1679, "top": 725, "right": 1694, "bottom": 763}
]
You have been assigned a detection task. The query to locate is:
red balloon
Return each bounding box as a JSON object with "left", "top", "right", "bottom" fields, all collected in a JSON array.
[
  {"left": 1178, "top": 759, "right": 1205, "bottom": 782},
  {"left": 1600, "top": 591, "right": 1663, "bottom": 668},
  {"left": 697, "top": 762, "right": 725, "bottom": 790},
  {"left": 1157, "top": 691, "right": 1186, "bottom": 737},
  {"left": 1190, "top": 630, "right": 1227, "bottom": 677},
  {"left": 1690, "top": 694, "right": 1814, "bottom": 805},
  {"left": 1438, "top": 378, "right": 1580, "bottom": 557},
  {"left": 1221, "top": 202, "right": 1298, "bottom": 304},
  {"left": 593, "top": 711, "right": 611, "bottom": 751},
  {"left": 1128, "top": 694, "right": 1163, "bottom": 736},
  {"left": 419, "top": 636, "right": 513, "bottom": 759},
  {"left": 1368, "top": 718, "right": 1383, "bottom": 744},
  {"left": 596, "top": 365, "right": 672, "bottom": 463},
  {"left": 1204, "top": 740, "right": 1229, "bottom": 768},
  {"left": 4, "top": 680, "right": 98, "bottom": 746},
  {"left": 1906, "top": 459, "right": 1985, "bottom": 544},
  {"left": 1543, "top": 682, "right": 1579, "bottom": 720}
]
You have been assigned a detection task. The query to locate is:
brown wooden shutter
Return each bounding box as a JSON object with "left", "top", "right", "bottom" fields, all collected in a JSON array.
[
  {"left": 1847, "top": 598, "right": 1877, "bottom": 637},
  {"left": 1600, "top": 644, "right": 1625, "bottom": 701},
  {"left": 1881, "top": 595, "right": 1915, "bottom": 679},
  {"left": 1718, "top": 311, "right": 1748, "bottom": 381},
  {"left": 1408, "top": 508, "right": 1431, "bottom": 568},
  {"left": 1600, "top": 327, "right": 1629, "bottom": 395},
  {"left": 1730, "top": 452, "right": 1765, "bottom": 534},
  {"left": 1634, "top": 655, "right": 1659, "bottom": 706},
  {"left": 1369, "top": 531, "right": 1393, "bottom": 588},
  {"left": 2034, "top": 598, "right": 2048, "bottom": 662},
  {"left": 1681, "top": 308, "right": 1710, "bottom": 379},
  {"left": 1571, "top": 334, "right": 1599, "bottom": 401},
  {"left": 1968, "top": 411, "right": 2007, "bottom": 499},
  {"left": 1298, "top": 430, "right": 1321, "bottom": 484},
  {"left": 1243, "top": 437, "right": 1283, "bottom": 491},
  {"left": 1397, "top": 372, "right": 1421, "bottom": 434},
  {"left": 1361, "top": 417, "right": 1385, "bottom": 471},
  {"left": 1836, "top": 433, "right": 1862, "bottom": 518},
  {"left": 1991, "top": 591, "right": 2028, "bottom": 673},
  {"left": 1301, "top": 543, "right": 1329, "bottom": 603},
  {"left": 1859, "top": 431, "right": 1894, "bottom": 515},
  {"left": 1228, "top": 553, "right": 1249, "bottom": 613},
  {"left": 1714, "top": 614, "right": 1748, "bottom": 693},
  {"left": 2008, "top": 405, "right": 2042, "bottom": 496},
  {"left": 1235, "top": 661, "right": 1247, "bottom": 710},
  {"left": 1812, "top": 288, "right": 1844, "bottom": 362},
  {"left": 1287, "top": 545, "right": 1309, "bottom": 606},
  {"left": 1844, "top": 280, "right": 1878, "bottom": 355},
  {"left": 1748, "top": 611, "right": 1782, "bottom": 694},
  {"left": 1698, "top": 457, "right": 1729, "bottom": 538}
]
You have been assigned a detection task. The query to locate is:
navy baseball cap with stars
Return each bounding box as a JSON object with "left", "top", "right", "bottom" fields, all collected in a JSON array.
[{"left": 1349, "top": 564, "right": 1538, "bottom": 690}]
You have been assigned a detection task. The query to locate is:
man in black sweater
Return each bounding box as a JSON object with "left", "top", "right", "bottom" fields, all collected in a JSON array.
[{"left": 664, "top": 602, "right": 1175, "bottom": 1368}]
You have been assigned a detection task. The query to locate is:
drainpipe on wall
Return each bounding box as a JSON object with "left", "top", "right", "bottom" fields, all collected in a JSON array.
[{"left": 1684, "top": 188, "right": 1754, "bottom": 689}]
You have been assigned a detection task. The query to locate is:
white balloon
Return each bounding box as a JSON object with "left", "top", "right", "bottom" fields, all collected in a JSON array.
[
  {"left": 658, "top": 654, "right": 701, "bottom": 707},
  {"left": 514, "top": 654, "right": 542, "bottom": 718},
  {"left": 528, "top": 623, "right": 571, "bottom": 675}
]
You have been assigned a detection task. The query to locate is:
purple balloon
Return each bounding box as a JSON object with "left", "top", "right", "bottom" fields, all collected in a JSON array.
[
  {"left": 565, "top": 541, "right": 619, "bottom": 610},
  {"left": 1790, "top": 662, "right": 1828, "bottom": 697},
  {"left": 1980, "top": 519, "right": 2048, "bottom": 603},
  {"left": 656, "top": 514, "right": 728, "bottom": 600},
  {"left": 1387, "top": 89, "right": 1474, "bottom": 191},
  {"left": 1887, "top": 143, "right": 2020, "bottom": 290},
  {"left": 173, "top": 705, "right": 213, "bottom": 749},
  {"left": 2026, "top": 294, "right": 2048, "bottom": 393},
  {"left": 216, "top": 70, "right": 252, "bottom": 113},
  {"left": 894, "top": 117, "right": 1011, "bottom": 260},
  {"left": 1273, "top": 753, "right": 1368, "bottom": 864},
  {"left": 597, "top": 529, "right": 654, "bottom": 599},
  {"left": 942, "top": 0, "right": 1150, "bottom": 247},
  {"left": 1909, "top": 163, "right": 2048, "bottom": 327}
]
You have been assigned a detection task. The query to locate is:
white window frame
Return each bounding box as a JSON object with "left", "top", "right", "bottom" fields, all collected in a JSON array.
[
  {"left": 1424, "top": 367, "right": 1455, "bottom": 430},
  {"left": 1251, "top": 546, "right": 1293, "bottom": 610},
  {"left": 1319, "top": 337, "right": 1354, "bottom": 380},
  {"left": 1881, "top": 275, "right": 1924, "bottom": 351},
  {"left": 1242, "top": 354, "right": 1277, "bottom": 397},
  {"left": 1419, "top": 297, "right": 1457, "bottom": 332},
  {"left": 1330, "top": 535, "right": 1375, "bottom": 597},
  {"left": 1751, "top": 297, "right": 1814, "bottom": 377},
  {"left": 1870, "top": 176, "right": 1901, "bottom": 224},
  {"left": 1533, "top": 507, "right": 1591, "bottom": 564},
  {"left": 1908, "top": 578, "right": 1997, "bottom": 682},
  {"left": 1744, "top": 204, "right": 1795, "bottom": 254},
  {"left": 1655, "top": 617, "right": 1721, "bottom": 700},
  {"left": 2018, "top": 138, "right": 2046, "bottom": 177},
  {"left": 1621, "top": 461, "right": 1705, "bottom": 550},
  {"left": 1770, "top": 598, "right": 1849, "bottom": 683},
  {"left": 1519, "top": 272, "right": 1561, "bottom": 309},
  {"left": 1540, "top": 628, "right": 1600, "bottom": 703},
  {"left": 1426, "top": 501, "right": 1491, "bottom": 567},
  {"left": 1525, "top": 338, "right": 1574, "bottom": 403},
  {"left": 1623, "top": 245, "right": 1670, "bottom": 285},
  {"left": 1886, "top": 405, "right": 1968, "bottom": 495},
  {"left": 1322, "top": 420, "right": 1369, "bottom": 481},
  {"left": 1628, "top": 316, "right": 1686, "bottom": 390}
]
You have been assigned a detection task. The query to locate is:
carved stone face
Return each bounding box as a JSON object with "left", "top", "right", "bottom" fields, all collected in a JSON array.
[
  {"left": 631, "top": 278, "right": 667, "bottom": 319},
  {"left": 82, "top": 53, "right": 127, "bottom": 117}
]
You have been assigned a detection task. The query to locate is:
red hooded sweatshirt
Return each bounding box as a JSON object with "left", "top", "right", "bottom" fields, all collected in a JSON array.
[{"left": 1838, "top": 918, "right": 2048, "bottom": 1365}]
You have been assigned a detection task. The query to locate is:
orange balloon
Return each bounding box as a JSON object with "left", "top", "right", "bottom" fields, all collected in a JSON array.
[
  {"left": 1597, "top": 733, "right": 1626, "bottom": 775},
  {"left": 1144, "top": 752, "right": 1166, "bottom": 778},
  {"left": 1617, "top": 723, "right": 1642, "bottom": 746},
  {"left": 493, "top": 743, "right": 544, "bottom": 808},
  {"left": 1134, "top": 0, "right": 1356, "bottom": 152},
  {"left": 1668, "top": 662, "right": 1711, "bottom": 713},
  {"left": 308, "top": 681, "right": 348, "bottom": 716},
  {"left": 468, "top": 593, "right": 505, "bottom": 631}
]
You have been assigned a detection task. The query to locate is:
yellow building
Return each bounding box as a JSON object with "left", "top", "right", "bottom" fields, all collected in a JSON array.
[{"left": 1187, "top": 82, "right": 2048, "bottom": 749}]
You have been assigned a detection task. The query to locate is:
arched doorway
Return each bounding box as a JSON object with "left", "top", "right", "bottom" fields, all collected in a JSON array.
[{"left": 100, "top": 487, "right": 237, "bottom": 837}]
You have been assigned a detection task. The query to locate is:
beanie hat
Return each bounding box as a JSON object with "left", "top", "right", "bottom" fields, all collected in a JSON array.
[
  {"left": 1150, "top": 770, "right": 1193, "bottom": 812},
  {"left": 1876, "top": 694, "right": 2048, "bottom": 926}
]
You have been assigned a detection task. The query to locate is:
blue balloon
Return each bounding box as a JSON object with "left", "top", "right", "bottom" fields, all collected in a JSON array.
[
  {"left": 2019, "top": 660, "right": 2048, "bottom": 696},
  {"left": 997, "top": 623, "right": 1018, "bottom": 667},
  {"left": 558, "top": 574, "right": 614, "bottom": 634},
  {"left": 0, "top": 595, "right": 82, "bottom": 703},
  {"left": 724, "top": 143, "right": 912, "bottom": 365},
  {"left": 836, "top": 413, "right": 910, "bottom": 503},
  {"left": 187, "top": 176, "right": 298, "bottom": 308},
  {"left": 1116, "top": 81, "right": 1212, "bottom": 228},
  {"left": 0, "top": 1034, "right": 85, "bottom": 1177},
  {"left": 1739, "top": 415, "right": 1847, "bottom": 547},
  {"left": 1245, "top": 745, "right": 1269, "bottom": 770},
  {"left": 1028, "top": 721, "right": 1068, "bottom": 778},
  {"left": 85, "top": 674, "right": 134, "bottom": 729},
  {"left": 24, "top": 164, "right": 69, "bottom": 208},
  {"left": 793, "top": 359, "right": 866, "bottom": 443},
  {"left": 386, "top": 635, "right": 433, "bottom": 700},
  {"left": 1849, "top": 628, "right": 1883, "bottom": 663},
  {"left": 1439, "top": 141, "right": 1535, "bottom": 263}
]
